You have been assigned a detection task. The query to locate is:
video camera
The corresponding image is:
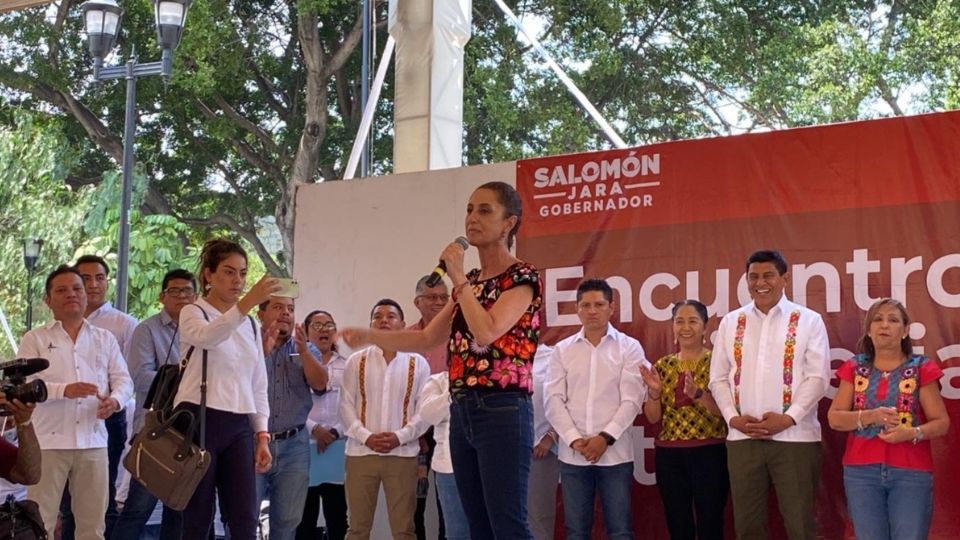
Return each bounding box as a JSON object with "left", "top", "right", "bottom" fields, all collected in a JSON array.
[{"left": 0, "top": 358, "right": 49, "bottom": 416}]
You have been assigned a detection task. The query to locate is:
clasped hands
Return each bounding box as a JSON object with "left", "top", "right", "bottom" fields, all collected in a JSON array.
[
  {"left": 729, "top": 412, "right": 795, "bottom": 439},
  {"left": 364, "top": 432, "right": 402, "bottom": 453},
  {"left": 570, "top": 435, "right": 608, "bottom": 464}
]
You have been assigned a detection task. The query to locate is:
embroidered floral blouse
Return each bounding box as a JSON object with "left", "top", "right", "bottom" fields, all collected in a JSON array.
[
  {"left": 448, "top": 262, "right": 542, "bottom": 393},
  {"left": 836, "top": 354, "right": 943, "bottom": 471}
]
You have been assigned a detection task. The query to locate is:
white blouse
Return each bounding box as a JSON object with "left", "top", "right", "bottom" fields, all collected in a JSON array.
[{"left": 174, "top": 298, "right": 270, "bottom": 432}]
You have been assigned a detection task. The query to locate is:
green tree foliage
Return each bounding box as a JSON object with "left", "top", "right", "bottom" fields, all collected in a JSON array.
[
  {"left": 0, "top": 0, "right": 957, "bottom": 282},
  {"left": 0, "top": 113, "right": 94, "bottom": 357}
]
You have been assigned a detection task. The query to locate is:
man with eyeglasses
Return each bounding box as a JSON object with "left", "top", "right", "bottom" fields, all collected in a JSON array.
[
  {"left": 112, "top": 268, "right": 197, "bottom": 540},
  {"left": 409, "top": 275, "right": 451, "bottom": 375},
  {"left": 64, "top": 254, "right": 139, "bottom": 540},
  {"left": 408, "top": 276, "right": 450, "bottom": 540},
  {"left": 256, "top": 296, "right": 329, "bottom": 540}
]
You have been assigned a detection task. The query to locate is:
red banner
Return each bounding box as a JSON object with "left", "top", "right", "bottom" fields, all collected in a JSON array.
[{"left": 516, "top": 111, "right": 960, "bottom": 539}]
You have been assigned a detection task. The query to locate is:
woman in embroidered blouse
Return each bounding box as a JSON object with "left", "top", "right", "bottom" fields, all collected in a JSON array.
[
  {"left": 640, "top": 300, "right": 728, "bottom": 540},
  {"left": 342, "top": 181, "right": 541, "bottom": 539},
  {"left": 827, "top": 298, "right": 949, "bottom": 540}
]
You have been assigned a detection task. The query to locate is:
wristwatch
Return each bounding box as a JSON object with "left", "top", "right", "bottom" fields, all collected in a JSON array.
[
  {"left": 693, "top": 388, "right": 705, "bottom": 400},
  {"left": 599, "top": 431, "right": 616, "bottom": 446},
  {"left": 912, "top": 426, "right": 924, "bottom": 445}
]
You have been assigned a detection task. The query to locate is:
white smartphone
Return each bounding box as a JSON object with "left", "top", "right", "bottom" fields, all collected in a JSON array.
[{"left": 274, "top": 278, "right": 300, "bottom": 298}]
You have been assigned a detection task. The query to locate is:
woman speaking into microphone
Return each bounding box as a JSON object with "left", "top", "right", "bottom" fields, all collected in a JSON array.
[{"left": 343, "top": 181, "right": 541, "bottom": 539}]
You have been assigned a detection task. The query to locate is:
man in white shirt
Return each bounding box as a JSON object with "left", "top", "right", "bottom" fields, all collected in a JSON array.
[
  {"left": 19, "top": 265, "right": 134, "bottom": 540},
  {"left": 407, "top": 275, "right": 450, "bottom": 539},
  {"left": 709, "top": 250, "right": 830, "bottom": 540},
  {"left": 528, "top": 344, "right": 560, "bottom": 540},
  {"left": 339, "top": 299, "right": 430, "bottom": 540},
  {"left": 74, "top": 254, "right": 139, "bottom": 540},
  {"left": 544, "top": 279, "right": 646, "bottom": 540}
]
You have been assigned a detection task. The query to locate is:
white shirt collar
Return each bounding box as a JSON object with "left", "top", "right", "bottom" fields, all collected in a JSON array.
[
  {"left": 749, "top": 292, "right": 792, "bottom": 318},
  {"left": 573, "top": 322, "right": 618, "bottom": 345}
]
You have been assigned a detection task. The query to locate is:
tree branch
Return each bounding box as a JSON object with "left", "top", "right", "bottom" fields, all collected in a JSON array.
[{"left": 179, "top": 213, "right": 285, "bottom": 276}]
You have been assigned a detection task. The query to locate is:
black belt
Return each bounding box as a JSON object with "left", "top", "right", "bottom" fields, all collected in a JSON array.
[{"left": 269, "top": 424, "right": 305, "bottom": 441}]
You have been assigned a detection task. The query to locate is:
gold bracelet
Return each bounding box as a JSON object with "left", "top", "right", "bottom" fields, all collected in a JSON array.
[{"left": 856, "top": 409, "right": 864, "bottom": 430}]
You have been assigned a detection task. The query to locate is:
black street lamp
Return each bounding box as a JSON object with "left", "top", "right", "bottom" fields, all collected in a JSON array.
[
  {"left": 80, "top": 0, "right": 193, "bottom": 313},
  {"left": 22, "top": 239, "right": 44, "bottom": 330}
]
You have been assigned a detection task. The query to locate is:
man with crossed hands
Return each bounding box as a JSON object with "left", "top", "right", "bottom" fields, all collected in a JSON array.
[
  {"left": 339, "top": 299, "right": 430, "bottom": 539},
  {"left": 545, "top": 279, "right": 646, "bottom": 540}
]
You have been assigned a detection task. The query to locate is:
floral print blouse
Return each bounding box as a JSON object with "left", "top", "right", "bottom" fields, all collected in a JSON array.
[{"left": 448, "top": 262, "right": 542, "bottom": 393}]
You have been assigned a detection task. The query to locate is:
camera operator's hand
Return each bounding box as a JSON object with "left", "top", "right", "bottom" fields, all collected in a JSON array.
[
  {"left": 64, "top": 382, "right": 99, "bottom": 399},
  {"left": 0, "top": 392, "right": 35, "bottom": 426},
  {"left": 96, "top": 396, "right": 120, "bottom": 420}
]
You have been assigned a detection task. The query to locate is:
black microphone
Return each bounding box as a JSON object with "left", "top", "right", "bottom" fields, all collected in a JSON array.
[{"left": 425, "top": 237, "right": 470, "bottom": 287}]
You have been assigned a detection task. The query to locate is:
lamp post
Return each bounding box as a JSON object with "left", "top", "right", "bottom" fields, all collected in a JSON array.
[
  {"left": 22, "top": 239, "right": 44, "bottom": 331},
  {"left": 80, "top": 0, "right": 192, "bottom": 313}
]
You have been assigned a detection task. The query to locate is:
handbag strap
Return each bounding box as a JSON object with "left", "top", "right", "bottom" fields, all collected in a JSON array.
[
  {"left": 199, "top": 348, "right": 207, "bottom": 450},
  {"left": 186, "top": 304, "right": 257, "bottom": 452}
]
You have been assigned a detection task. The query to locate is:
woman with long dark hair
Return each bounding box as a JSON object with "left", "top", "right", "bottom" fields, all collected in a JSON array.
[
  {"left": 175, "top": 238, "right": 280, "bottom": 539},
  {"left": 343, "top": 181, "right": 541, "bottom": 538}
]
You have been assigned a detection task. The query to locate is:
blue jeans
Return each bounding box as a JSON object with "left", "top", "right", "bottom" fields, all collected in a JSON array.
[
  {"left": 560, "top": 461, "right": 634, "bottom": 540},
  {"left": 111, "top": 478, "right": 183, "bottom": 540},
  {"left": 435, "top": 472, "right": 469, "bottom": 540},
  {"left": 256, "top": 429, "right": 310, "bottom": 540},
  {"left": 843, "top": 464, "right": 933, "bottom": 540},
  {"left": 449, "top": 390, "right": 533, "bottom": 540}
]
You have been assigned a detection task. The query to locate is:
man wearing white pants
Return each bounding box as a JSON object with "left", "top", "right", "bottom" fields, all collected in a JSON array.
[{"left": 19, "top": 265, "right": 133, "bottom": 540}]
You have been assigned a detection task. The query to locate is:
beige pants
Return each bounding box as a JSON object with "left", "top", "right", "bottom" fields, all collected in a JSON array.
[
  {"left": 27, "top": 448, "right": 109, "bottom": 540},
  {"left": 344, "top": 455, "right": 418, "bottom": 540}
]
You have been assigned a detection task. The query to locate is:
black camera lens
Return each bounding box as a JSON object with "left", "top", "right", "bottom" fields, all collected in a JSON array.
[{"left": 5, "top": 379, "right": 47, "bottom": 406}]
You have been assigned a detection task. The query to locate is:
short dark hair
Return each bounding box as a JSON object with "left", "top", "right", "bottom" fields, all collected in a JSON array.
[
  {"left": 75, "top": 254, "right": 110, "bottom": 276},
  {"left": 576, "top": 278, "right": 613, "bottom": 303},
  {"left": 477, "top": 181, "right": 522, "bottom": 249},
  {"left": 161, "top": 268, "right": 196, "bottom": 291},
  {"left": 671, "top": 299, "right": 709, "bottom": 323},
  {"left": 258, "top": 296, "right": 294, "bottom": 312},
  {"left": 370, "top": 298, "right": 404, "bottom": 321},
  {"left": 45, "top": 265, "right": 83, "bottom": 296},
  {"left": 304, "top": 309, "right": 336, "bottom": 328},
  {"left": 746, "top": 250, "right": 788, "bottom": 275}
]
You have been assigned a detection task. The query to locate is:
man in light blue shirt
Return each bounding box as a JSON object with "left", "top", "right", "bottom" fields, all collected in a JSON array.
[
  {"left": 255, "top": 296, "right": 328, "bottom": 540},
  {"left": 111, "top": 268, "right": 197, "bottom": 540}
]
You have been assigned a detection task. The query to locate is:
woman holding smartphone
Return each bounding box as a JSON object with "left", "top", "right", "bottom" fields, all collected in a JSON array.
[{"left": 175, "top": 238, "right": 281, "bottom": 539}]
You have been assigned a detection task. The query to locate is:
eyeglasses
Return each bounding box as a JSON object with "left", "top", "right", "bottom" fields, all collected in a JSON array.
[
  {"left": 417, "top": 294, "right": 450, "bottom": 303},
  {"left": 309, "top": 322, "right": 337, "bottom": 331},
  {"left": 163, "top": 287, "right": 196, "bottom": 297}
]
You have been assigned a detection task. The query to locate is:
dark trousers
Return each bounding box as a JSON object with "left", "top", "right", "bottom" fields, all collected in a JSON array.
[
  {"left": 181, "top": 406, "right": 258, "bottom": 540},
  {"left": 654, "top": 443, "right": 728, "bottom": 540},
  {"left": 60, "top": 410, "right": 127, "bottom": 540},
  {"left": 297, "top": 484, "right": 348, "bottom": 540},
  {"left": 449, "top": 390, "right": 533, "bottom": 540}
]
